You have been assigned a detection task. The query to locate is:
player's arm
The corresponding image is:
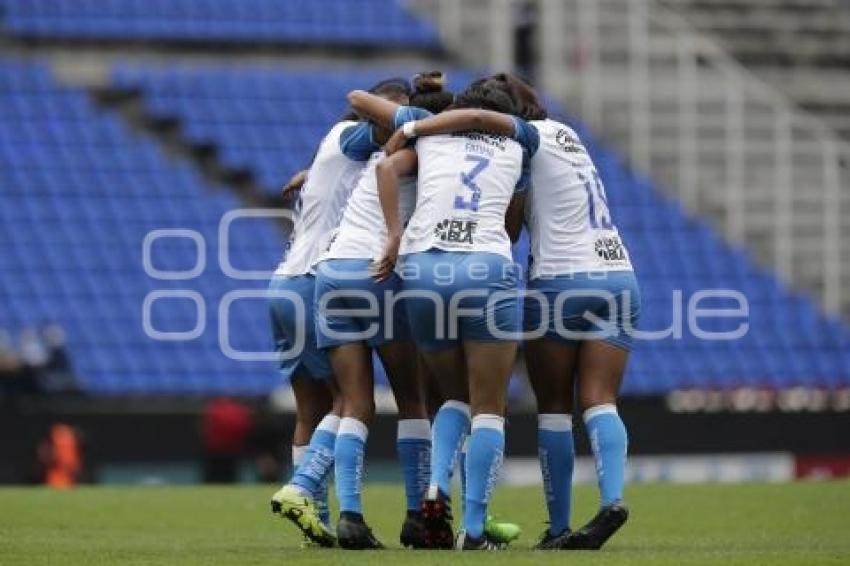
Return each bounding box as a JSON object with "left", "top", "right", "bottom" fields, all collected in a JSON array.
[
  {"left": 372, "top": 148, "right": 418, "bottom": 281},
  {"left": 281, "top": 169, "right": 308, "bottom": 202},
  {"left": 347, "top": 90, "right": 401, "bottom": 130},
  {"left": 383, "top": 109, "right": 512, "bottom": 155},
  {"left": 505, "top": 192, "right": 526, "bottom": 243}
]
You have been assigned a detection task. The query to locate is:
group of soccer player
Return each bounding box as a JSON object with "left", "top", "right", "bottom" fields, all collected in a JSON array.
[{"left": 267, "top": 71, "right": 639, "bottom": 551}]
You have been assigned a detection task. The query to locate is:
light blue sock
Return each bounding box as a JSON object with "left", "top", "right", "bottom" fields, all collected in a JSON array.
[
  {"left": 430, "top": 400, "right": 470, "bottom": 496},
  {"left": 584, "top": 404, "right": 628, "bottom": 507},
  {"left": 290, "top": 414, "right": 339, "bottom": 504},
  {"left": 291, "top": 444, "right": 306, "bottom": 475},
  {"left": 463, "top": 414, "right": 504, "bottom": 539},
  {"left": 397, "top": 419, "right": 431, "bottom": 511},
  {"left": 538, "top": 413, "right": 574, "bottom": 535},
  {"left": 334, "top": 417, "right": 368, "bottom": 514},
  {"left": 315, "top": 472, "right": 331, "bottom": 527},
  {"left": 459, "top": 437, "right": 468, "bottom": 508}
]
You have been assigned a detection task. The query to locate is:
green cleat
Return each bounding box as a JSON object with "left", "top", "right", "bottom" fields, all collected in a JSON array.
[
  {"left": 484, "top": 515, "right": 521, "bottom": 545},
  {"left": 270, "top": 485, "right": 336, "bottom": 548}
]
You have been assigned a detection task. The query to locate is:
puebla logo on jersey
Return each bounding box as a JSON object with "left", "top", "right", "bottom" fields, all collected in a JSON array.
[
  {"left": 594, "top": 235, "right": 627, "bottom": 262},
  {"left": 555, "top": 128, "right": 586, "bottom": 155},
  {"left": 435, "top": 218, "right": 477, "bottom": 244}
]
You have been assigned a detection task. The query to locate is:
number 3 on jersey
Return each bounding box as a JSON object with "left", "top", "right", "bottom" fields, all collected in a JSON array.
[
  {"left": 579, "top": 169, "right": 613, "bottom": 230},
  {"left": 454, "top": 155, "right": 489, "bottom": 212}
]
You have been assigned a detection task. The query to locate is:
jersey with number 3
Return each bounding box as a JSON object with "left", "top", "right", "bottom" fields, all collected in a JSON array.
[
  {"left": 401, "top": 120, "right": 538, "bottom": 261},
  {"left": 526, "top": 119, "right": 632, "bottom": 279}
]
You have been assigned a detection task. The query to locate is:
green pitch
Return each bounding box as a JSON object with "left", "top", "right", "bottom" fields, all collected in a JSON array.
[{"left": 1, "top": 481, "right": 848, "bottom": 565}]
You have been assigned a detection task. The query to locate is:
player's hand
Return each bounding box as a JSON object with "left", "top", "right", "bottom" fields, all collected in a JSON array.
[
  {"left": 281, "top": 169, "right": 307, "bottom": 202},
  {"left": 371, "top": 234, "right": 401, "bottom": 282},
  {"left": 383, "top": 128, "right": 408, "bottom": 156}
]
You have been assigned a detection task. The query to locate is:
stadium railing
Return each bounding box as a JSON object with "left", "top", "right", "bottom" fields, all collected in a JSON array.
[{"left": 414, "top": 0, "right": 850, "bottom": 319}]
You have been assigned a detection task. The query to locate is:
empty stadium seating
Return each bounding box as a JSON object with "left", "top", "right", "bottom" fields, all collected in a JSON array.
[
  {"left": 112, "top": 67, "right": 481, "bottom": 194},
  {"left": 114, "top": 65, "right": 850, "bottom": 395},
  {"left": 0, "top": 0, "right": 439, "bottom": 48},
  {"left": 0, "top": 60, "right": 288, "bottom": 395},
  {"left": 3, "top": 54, "right": 848, "bottom": 396}
]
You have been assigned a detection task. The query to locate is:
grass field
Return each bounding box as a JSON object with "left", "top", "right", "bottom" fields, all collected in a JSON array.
[{"left": 1, "top": 481, "right": 849, "bottom": 565}]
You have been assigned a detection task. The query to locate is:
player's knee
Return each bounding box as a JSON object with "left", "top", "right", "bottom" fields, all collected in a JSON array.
[
  {"left": 535, "top": 394, "right": 571, "bottom": 415},
  {"left": 342, "top": 396, "right": 375, "bottom": 423},
  {"left": 394, "top": 396, "right": 427, "bottom": 420},
  {"left": 330, "top": 393, "right": 344, "bottom": 416},
  {"left": 470, "top": 389, "right": 507, "bottom": 417},
  {"left": 578, "top": 389, "right": 618, "bottom": 413}
]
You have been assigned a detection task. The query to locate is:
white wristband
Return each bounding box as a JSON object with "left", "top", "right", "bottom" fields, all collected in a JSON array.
[{"left": 402, "top": 121, "right": 417, "bottom": 139}]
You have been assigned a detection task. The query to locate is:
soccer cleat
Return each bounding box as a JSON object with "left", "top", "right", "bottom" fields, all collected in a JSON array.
[
  {"left": 455, "top": 530, "right": 503, "bottom": 551},
  {"left": 399, "top": 511, "right": 427, "bottom": 548},
  {"left": 534, "top": 527, "right": 570, "bottom": 550},
  {"left": 337, "top": 513, "right": 384, "bottom": 550},
  {"left": 270, "top": 485, "right": 336, "bottom": 548},
  {"left": 484, "top": 515, "right": 521, "bottom": 545},
  {"left": 558, "top": 503, "right": 628, "bottom": 550},
  {"left": 419, "top": 485, "right": 455, "bottom": 549}
]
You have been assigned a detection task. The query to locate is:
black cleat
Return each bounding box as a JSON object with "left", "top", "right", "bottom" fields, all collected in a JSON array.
[
  {"left": 558, "top": 503, "right": 628, "bottom": 550},
  {"left": 399, "top": 510, "right": 427, "bottom": 548},
  {"left": 419, "top": 486, "right": 454, "bottom": 549},
  {"left": 455, "top": 530, "right": 503, "bottom": 551},
  {"left": 534, "top": 527, "right": 570, "bottom": 550},
  {"left": 337, "top": 512, "right": 384, "bottom": 550}
]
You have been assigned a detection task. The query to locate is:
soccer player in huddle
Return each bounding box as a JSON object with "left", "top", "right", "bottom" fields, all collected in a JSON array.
[
  {"left": 269, "top": 77, "right": 416, "bottom": 547},
  {"left": 497, "top": 72, "right": 638, "bottom": 550},
  {"left": 311, "top": 73, "right": 454, "bottom": 549},
  {"left": 373, "top": 78, "right": 539, "bottom": 550}
]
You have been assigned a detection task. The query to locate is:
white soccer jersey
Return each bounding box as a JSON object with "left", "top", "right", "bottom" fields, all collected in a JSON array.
[
  {"left": 400, "top": 132, "right": 525, "bottom": 261},
  {"left": 526, "top": 119, "right": 633, "bottom": 279},
  {"left": 322, "top": 151, "right": 418, "bottom": 261},
  {"left": 274, "top": 121, "right": 372, "bottom": 276}
]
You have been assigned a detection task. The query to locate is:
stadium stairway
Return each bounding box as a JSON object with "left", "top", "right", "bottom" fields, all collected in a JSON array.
[{"left": 659, "top": 0, "right": 850, "bottom": 141}]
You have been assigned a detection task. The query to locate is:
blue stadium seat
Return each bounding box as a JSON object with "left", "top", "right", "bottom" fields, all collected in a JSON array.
[
  {"left": 0, "top": 0, "right": 440, "bottom": 49},
  {"left": 0, "top": 59, "right": 284, "bottom": 395}
]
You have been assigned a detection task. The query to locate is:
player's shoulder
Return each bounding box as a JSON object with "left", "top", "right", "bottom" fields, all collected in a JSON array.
[
  {"left": 317, "top": 120, "right": 358, "bottom": 153},
  {"left": 328, "top": 119, "right": 358, "bottom": 138},
  {"left": 533, "top": 119, "right": 588, "bottom": 155},
  {"left": 531, "top": 118, "right": 567, "bottom": 135},
  {"left": 393, "top": 106, "right": 432, "bottom": 129}
]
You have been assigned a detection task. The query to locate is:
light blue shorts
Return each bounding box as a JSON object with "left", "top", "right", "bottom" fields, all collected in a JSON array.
[
  {"left": 523, "top": 270, "right": 641, "bottom": 351},
  {"left": 314, "top": 259, "right": 411, "bottom": 349},
  {"left": 400, "top": 249, "right": 520, "bottom": 352},
  {"left": 268, "top": 274, "right": 332, "bottom": 382}
]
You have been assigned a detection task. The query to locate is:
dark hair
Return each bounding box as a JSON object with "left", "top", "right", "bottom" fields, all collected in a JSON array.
[
  {"left": 339, "top": 76, "right": 413, "bottom": 121},
  {"left": 491, "top": 72, "right": 547, "bottom": 120},
  {"left": 409, "top": 71, "right": 454, "bottom": 114},
  {"left": 369, "top": 76, "right": 412, "bottom": 99},
  {"left": 452, "top": 78, "right": 517, "bottom": 115}
]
